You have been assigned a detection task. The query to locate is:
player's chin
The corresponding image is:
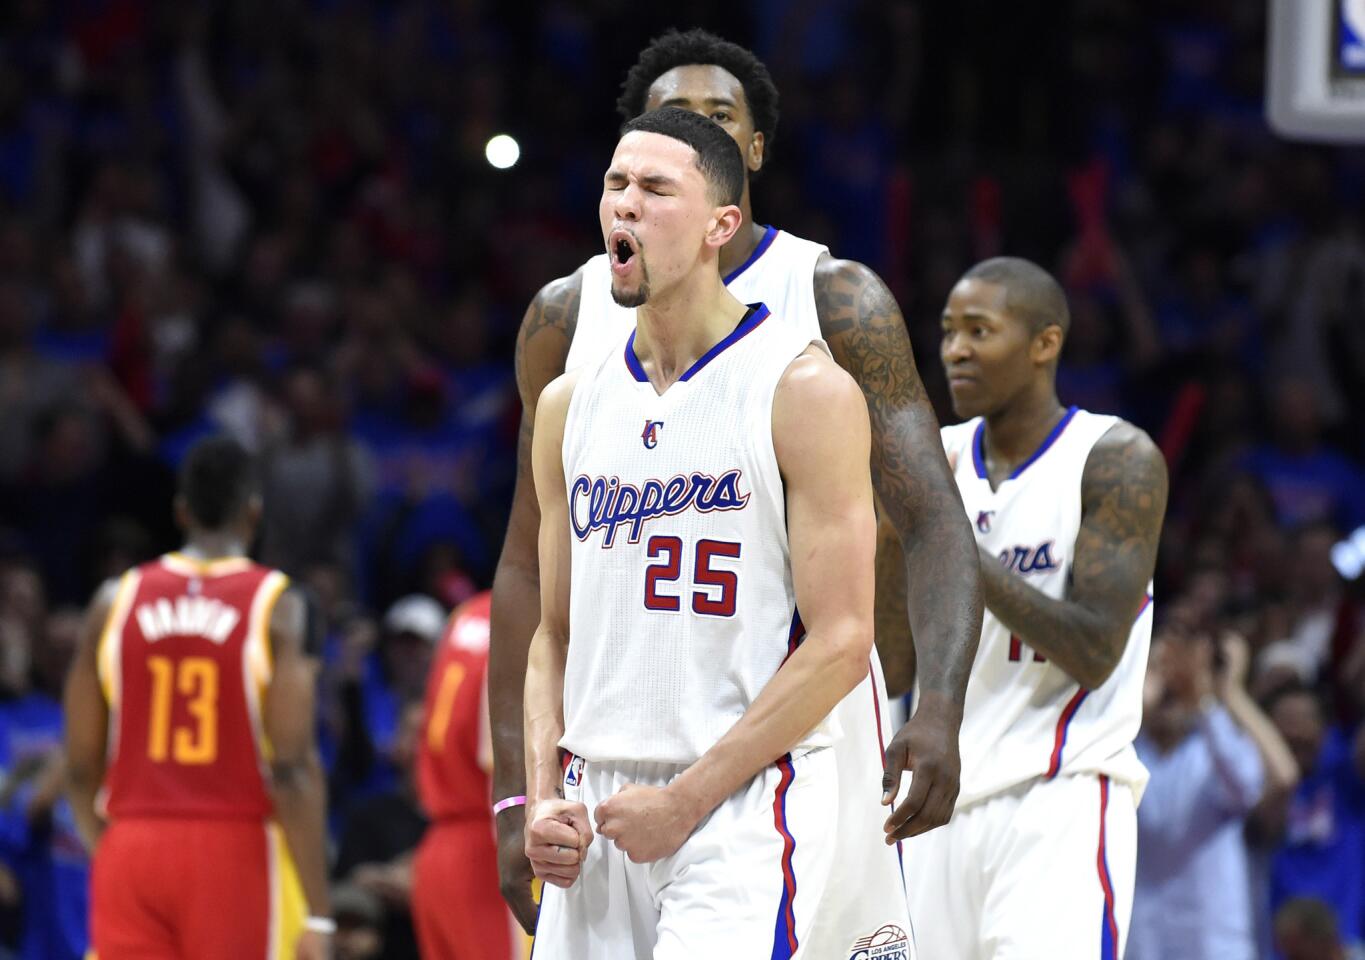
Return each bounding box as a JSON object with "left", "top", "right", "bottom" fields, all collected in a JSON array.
[
  {"left": 610, "top": 280, "right": 648, "bottom": 309},
  {"left": 947, "top": 382, "right": 987, "bottom": 419}
]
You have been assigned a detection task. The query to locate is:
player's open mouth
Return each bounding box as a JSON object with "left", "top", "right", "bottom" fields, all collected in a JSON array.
[{"left": 609, "top": 229, "right": 639, "bottom": 274}]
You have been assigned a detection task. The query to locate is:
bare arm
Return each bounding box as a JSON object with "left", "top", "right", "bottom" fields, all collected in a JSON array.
[
  {"left": 264, "top": 589, "right": 331, "bottom": 923},
  {"left": 666, "top": 350, "right": 876, "bottom": 817},
  {"left": 62, "top": 579, "right": 119, "bottom": 852},
  {"left": 487, "top": 272, "right": 579, "bottom": 925},
  {"left": 814, "top": 256, "right": 981, "bottom": 703},
  {"left": 523, "top": 371, "right": 577, "bottom": 810},
  {"left": 489, "top": 272, "right": 581, "bottom": 800},
  {"left": 522, "top": 370, "right": 595, "bottom": 889},
  {"left": 979, "top": 421, "right": 1168, "bottom": 689}
]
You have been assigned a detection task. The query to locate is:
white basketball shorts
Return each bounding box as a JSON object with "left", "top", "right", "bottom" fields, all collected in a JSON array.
[
  {"left": 903, "top": 772, "right": 1136, "bottom": 960},
  {"left": 533, "top": 747, "right": 836, "bottom": 960}
]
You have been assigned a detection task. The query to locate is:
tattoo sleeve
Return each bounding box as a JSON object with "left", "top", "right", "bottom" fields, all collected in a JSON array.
[
  {"left": 978, "top": 422, "right": 1169, "bottom": 689},
  {"left": 487, "top": 271, "right": 580, "bottom": 799},
  {"left": 815, "top": 256, "right": 983, "bottom": 704}
]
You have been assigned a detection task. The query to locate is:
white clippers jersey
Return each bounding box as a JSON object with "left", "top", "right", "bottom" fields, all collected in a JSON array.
[
  {"left": 566, "top": 226, "right": 827, "bottom": 370},
  {"left": 942, "top": 408, "right": 1153, "bottom": 808},
  {"left": 559, "top": 304, "right": 829, "bottom": 764}
]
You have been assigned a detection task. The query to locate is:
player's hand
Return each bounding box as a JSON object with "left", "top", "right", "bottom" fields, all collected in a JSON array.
[
  {"left": 525, "top": 798, "right": 593, "bottom": 889},
  {"left": 295, "top": 930, "right": 331, "bottom": 960},
  {"left": 594, "top": 783, "right": 700, "bottom": 863},
  {"left": 496, "top": 804, "right": 540, "bottom": 933},
  {"left": 881, "top": 694, "right": 962, "bottom": 842}
]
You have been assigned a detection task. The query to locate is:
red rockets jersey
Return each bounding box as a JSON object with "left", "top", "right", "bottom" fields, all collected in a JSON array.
[
  {"left": 98, "top": 553, "right": 288, "bottom": 820},
  {"left": 417, "top": 592, "right": 493, "bottom": 820}
]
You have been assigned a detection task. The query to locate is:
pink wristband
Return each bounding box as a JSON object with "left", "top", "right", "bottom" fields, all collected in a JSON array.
[{"left": 493, "top": 795, "right": 527, "bottom": 815}]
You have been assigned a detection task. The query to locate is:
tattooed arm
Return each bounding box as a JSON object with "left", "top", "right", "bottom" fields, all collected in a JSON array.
[
  {"left": 487, "top": 270, "right": 581, "bottom": 931},
  {"left": 980, "top": 421, "right": 1168, "bottom": 689},
  {"left": 814, "top": 255, "right": 983, "bottom": 838}
]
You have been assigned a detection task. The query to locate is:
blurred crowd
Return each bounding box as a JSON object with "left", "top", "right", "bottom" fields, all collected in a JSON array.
[{"left": 0, "top": 1, "right": 1361, "bottom": 958}]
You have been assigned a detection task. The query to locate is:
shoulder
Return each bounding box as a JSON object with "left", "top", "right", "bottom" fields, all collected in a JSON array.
[
  {"left": 515, "top": 269, "right": 584, "bottom": 384},
  {"left": 532, "top": 366, "right": 586, "bottom": 444},
  {"left": 811, "top": 255, "right": 898, "bottom": 326},
  {"left": 1082, "top": 419, "right": 1169, "bottom": 501},
  {"left": 774, "top": 346, "right": 867, "bottom": 426}
]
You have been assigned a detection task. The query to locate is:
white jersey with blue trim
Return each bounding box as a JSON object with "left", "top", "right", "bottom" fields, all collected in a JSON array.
[
  {"left": 942, "top": 408, "right": 1153, "bottom": 808},
  {"left": 559, "top": 303, "right": 831, "bottom": 765},
  {"left": 565, "top": 226, "right": 827, "bottom": 371}
]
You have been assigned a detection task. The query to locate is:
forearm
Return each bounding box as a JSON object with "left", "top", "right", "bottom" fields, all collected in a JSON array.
[
  {"left": 978, "top": 544, "right": 1120, "bottom": 689},
  {"left": 271, "top": 755, "right": 332, "bottom": 919},
  {"left": 489, "top": 553, "right": 541, "bottom": 799},
  {"left": 523, "top": 627, "right": 567, "bottom": 807},
  {"left": 671, "top": 627, "right": 868, "bottom": 816},
  {"left": 64, "top": 769, "right": 104, "bottom": 852},
  {"left": 898, "top": 493, "right": 980, "bottom": 702},
  {"left": 1222, "top": 688, "right": 1299, "bottom": 792},
  {"left": 872, "top": 514, "right": 915, "bottom": 698}
]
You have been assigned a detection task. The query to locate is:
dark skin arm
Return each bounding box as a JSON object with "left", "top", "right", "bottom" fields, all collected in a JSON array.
[
  {"left": 487, "top": 270, "right": 580, "bottom": 933},
  {"left": 62, "top": 578, "right": 119, "bottom": 852},
  {"left": 265, "top": 588, "right": 332, "bottom": 960},
  {"left": 977, "top": 422, "right": 1168, "bottom": 690},
  {"left": 814, "top": 255, "right": 983, "bottom": 839}
]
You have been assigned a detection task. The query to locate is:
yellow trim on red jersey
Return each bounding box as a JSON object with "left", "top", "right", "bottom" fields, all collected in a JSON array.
[
  {"left": 96, "top": 570, "right": 141, "bottom": 708},
  {"left": 161, "top": 551, "right": 256, "bottom": 579},
  {"left": 267, "top": 821, "right": 307, "bottom": 960}
]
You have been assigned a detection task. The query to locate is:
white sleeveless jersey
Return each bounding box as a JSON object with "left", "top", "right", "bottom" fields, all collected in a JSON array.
[
  {"left": 565, "top": 226, "right": 827, "bottom": 371},
  {"left": 559, "top": 304, "right": 829, "bottom": 764},
  {"left": 942, "top": 407, "right": 1153, "bottom": 808}
]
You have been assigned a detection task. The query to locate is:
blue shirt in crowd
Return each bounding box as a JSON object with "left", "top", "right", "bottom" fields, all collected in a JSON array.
[{"left": 1129, "top": 706, "right": 1265, "bottom": 960}]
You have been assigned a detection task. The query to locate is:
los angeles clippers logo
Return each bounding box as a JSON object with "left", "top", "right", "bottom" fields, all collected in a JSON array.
[
  {"left": 642, "top": 420, "right": 663, "bottom": 449},
  {"left": 847, "top": 924, "right": 910, "bottom": 960},
  {"left": 570, "top": 470, "right": 750, "bottom": 546},
  {"left": 976, "top": 510, "right": 995, "bottom": 533}
]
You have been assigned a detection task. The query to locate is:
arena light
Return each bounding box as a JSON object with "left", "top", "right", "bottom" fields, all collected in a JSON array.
[{"left": 485, "top": 134, "right": 520, "bottom": 170}]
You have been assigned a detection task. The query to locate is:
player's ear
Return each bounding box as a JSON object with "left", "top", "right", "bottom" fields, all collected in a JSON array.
[
  {"left": 1031, "top": 324, "right": 1064, "bottom": 366},
  {"left": 747, "top": 132, "right": 765, "bottom": 174},
  {"left": 707, "top": 204, "right": 744, "bottom": 250}
]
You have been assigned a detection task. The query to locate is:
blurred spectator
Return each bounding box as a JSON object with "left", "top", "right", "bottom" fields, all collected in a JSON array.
[
  {"left": 1128, "top": 629, "right": 1299, "bottom": 960},
  {"left": 1274, "top": 898, "right": 1353, "bottom": 960},
  {"left": 331, "top": 883, "right": 385, "bottom": 960},
  {"left": 334, "top": 702, "right": 427, "bottom": 960},
  {"left": 1240, "top": 378, "right": 1365, "bottom": 533},
  {"left": 1249, "top": 685, "right": 1365, "bottom": 954},
  {"left": 258, "top": 364, "right": 372, "bottom": 577}
]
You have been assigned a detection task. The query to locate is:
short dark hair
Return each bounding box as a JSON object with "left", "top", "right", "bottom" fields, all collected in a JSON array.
[
  {"left": 617, "top": 29, "right": 779, "bottom": 168},
  {"left": 963, "top": 257, "right": 1071, "bottom": 336},
  {"left": 178, "top": 435, "right": 258, "bottom": 530},
  {"left": 620, "top": 107, "right": 745, "bottom": 207}
]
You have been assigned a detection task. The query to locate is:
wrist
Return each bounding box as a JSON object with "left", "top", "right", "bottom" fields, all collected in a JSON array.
[
  {"left": 666, "top": 771, "right": 715, "bottom": 828},
  {"left": 912, "top": 688, "right": 965, "bottom": 724},
  {"left": 493, "top": 795, "right": 527, "bottom": 816},
  {"left": 305, "top": 916, "right": 336, "bottom": 936}
]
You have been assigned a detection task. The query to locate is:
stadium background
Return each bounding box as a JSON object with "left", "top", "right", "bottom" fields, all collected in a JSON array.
[{"left": 0, "top": 0, "right": 1362, "bottom": 958}]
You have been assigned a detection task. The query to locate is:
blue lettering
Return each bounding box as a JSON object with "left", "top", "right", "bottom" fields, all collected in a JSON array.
[{"left": 570, "top": 470, "right": 751, "bottom": 544}]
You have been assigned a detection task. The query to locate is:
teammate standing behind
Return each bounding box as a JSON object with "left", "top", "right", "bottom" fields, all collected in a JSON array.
[
  {"left": 490, "top": 29, "right": 981, "bottom": 942},
  {"left": 903, "top": 258, "right": 1168, "bottom": 960},
  {"left": 525, "top": 108, "right": 877, "bottom": 957},
  {"left": 412, "top": 590, "right": 524, "bottom": 960},
  {"left": 63, "top": 436, "right": 332, "bottom": 960}
]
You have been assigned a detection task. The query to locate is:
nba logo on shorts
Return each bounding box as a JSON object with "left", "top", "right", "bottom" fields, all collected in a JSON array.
[
  {"left": 847, "top": 924, "right": 910, "bottom": 960},
  {"left": 564, "top": 755, "right": 584, "bottom": 788},
  {"left": 641, "top": 420, "right": 663, "bottom": 449}
]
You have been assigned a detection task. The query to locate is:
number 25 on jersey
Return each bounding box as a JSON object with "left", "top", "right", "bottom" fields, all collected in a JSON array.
[{"left": 644, "top": 537, "right": 741, "bottom": 616}]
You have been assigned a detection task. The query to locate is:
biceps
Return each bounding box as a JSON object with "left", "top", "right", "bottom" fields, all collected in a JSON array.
[
  {"left": 536, "top": 501, "right": 572, "bottom": 625},
  {"left": 788, "top": 490, "right": 876, "bottom": 628},
  {"left": 1069, "top": 517, "right": 1156, "bottom": 624}
]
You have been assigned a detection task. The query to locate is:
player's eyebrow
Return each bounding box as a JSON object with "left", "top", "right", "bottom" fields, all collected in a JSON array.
[
  {"left": 637, "top": 174, "right": 680, "bottom": 190},
  {"left": 661, "top": 96, "right": 738, "bottom": 110}
]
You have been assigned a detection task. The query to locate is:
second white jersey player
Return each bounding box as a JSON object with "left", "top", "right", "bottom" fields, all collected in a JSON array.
[{"left": 942, "top": 407, "right": 1152, "bottom": 808}]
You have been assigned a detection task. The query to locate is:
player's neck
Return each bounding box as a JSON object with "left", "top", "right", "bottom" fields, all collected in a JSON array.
[
  {"left": 717, "top": 189, "right": 762, "bottom": 277},
  {"left": 982, "top": 386, "right": 1067, "bottom": 471},
  {"left": 633, "top": 273, "right": 748, "bottom": 389},
  {"left": 180, "top": 534, "right": 250, "bottom": 562}
]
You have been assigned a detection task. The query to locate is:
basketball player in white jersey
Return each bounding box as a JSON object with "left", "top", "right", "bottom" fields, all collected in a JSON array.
[
  {"left": 902, "top": 258, "right": 1169, "bottom": 960},
  {"left": 490, "top": 30, "right": 978, "bottom": 952},
  {"left": 523, "top": 107, "right": 876, "bottom": 958}
]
